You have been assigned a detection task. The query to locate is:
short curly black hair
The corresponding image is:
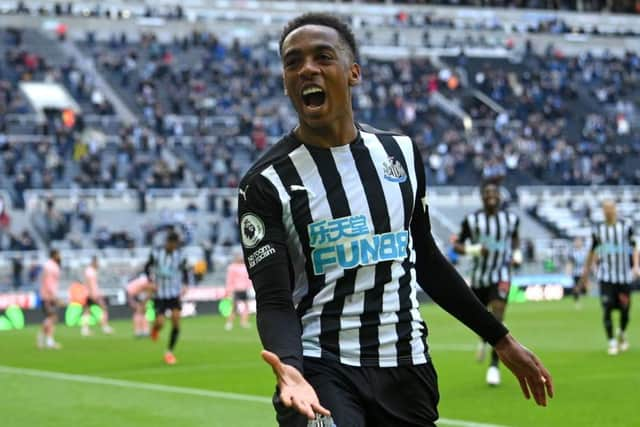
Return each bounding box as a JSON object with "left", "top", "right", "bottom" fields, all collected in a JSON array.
[
  {"left": 279, "top": 13, "right": 358, "bottom": 61},
  {"left": 480, "top": 180, "right": 500, "bottom": 192}
]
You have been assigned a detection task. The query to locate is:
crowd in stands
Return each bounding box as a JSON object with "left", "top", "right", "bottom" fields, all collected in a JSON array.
[
  {"left": 8, "top": 1, "right": 185, "bottom": 20},
  {"left": 0, "top": 22, "right": 638, "bottom": 253},
  {"left": 447, "top": 48, "right": 640, "bottom": 186},
  {"left": 0, "top": 196, "right": 37, "bottom": 252},
  {"left": 4, "top": 28, "right": 640, "bottom": 191},
  {"left": 6, "top": 1, "right": 640, "bottom": 16},
  {"left": 3, "top": 1, "right": 639, "bottom": 39},
  {"left": 418, "top": 0, "right": 640, "bottom": 14}
]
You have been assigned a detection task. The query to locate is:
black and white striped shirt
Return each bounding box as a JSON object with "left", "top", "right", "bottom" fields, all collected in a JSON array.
[
  {"left": 239, "top": 124, "right": 428, "bottom": 367},
  {"left": 591, "top": 220, "right": 636, "bottom": 285},
  {"left": 146, "top": 248, "right": 188, "bottom": 299},
  {"left": 569, "top": 245, "right": 589, "bottom": 278},
  {"left": 458, "top": 209, "right": 519, "bottom": 288}
]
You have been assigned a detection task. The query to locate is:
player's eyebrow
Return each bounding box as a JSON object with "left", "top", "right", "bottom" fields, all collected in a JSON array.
[{"left": 282, "top": 43, "right": 339, "bottom": 61}]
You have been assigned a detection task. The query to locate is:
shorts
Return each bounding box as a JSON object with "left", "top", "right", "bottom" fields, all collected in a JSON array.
[
  {"left": 600, "top": 282, "right": 631, "bottom": 310},
  {"left": 273, "top": 357, "right": 439, "bottom": 427},
  {"left": 572, "top": 276, "right": 586, "bottom": 296},
  {"left": 128, "top": 293, "right": 147, "bottom": 309},
  {"left": 472, "top": 281, "right": 510, "bottom": 306},
  {"left": 41, "top": 299, "right": 58, "bottom": 317},
  {"left": 154, "top": 297, "right": 182, "bottom": 315},
  {"left": 135, "top": 291, "right": 149, "bottom": 303},
  {"left": 85, "top": 297, "right": 101, "bottom": 307},
  {"left": 233, "top": 290, "right": 249, "bottom": 302}
]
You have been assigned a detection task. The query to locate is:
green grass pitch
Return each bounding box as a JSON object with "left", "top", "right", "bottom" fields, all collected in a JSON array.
[{"left": 1, "top": 296, "right": 637, "bottom": 427}]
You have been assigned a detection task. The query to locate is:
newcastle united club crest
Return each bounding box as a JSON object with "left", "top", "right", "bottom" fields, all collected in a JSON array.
[{"left": 382, "top": 156, "right": 407, "bottom": 183}]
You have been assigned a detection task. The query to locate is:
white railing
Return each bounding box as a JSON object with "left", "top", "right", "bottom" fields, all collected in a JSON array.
[
  {"left": 426, "top": 186, "right": 512, "bottom": 206},
  {"left": 145, "top": 188, "right": 236, "bottom": 211},
  {"left": 23, "top": 188, "right": 239, "bottom": 213},
  {"left": 517, "top": 186, "right": 640, "bottom": 209},
  {"left": 24, "top": 189, "right": 139, "bottom": 212},
  {"left": 2, "top": 133, "right": 121, "bottom": 144}
]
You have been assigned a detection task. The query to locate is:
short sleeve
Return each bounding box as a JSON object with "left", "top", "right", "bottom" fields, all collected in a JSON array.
[{"left": 238, "top": 174, "right": 289, "bottom": 277}]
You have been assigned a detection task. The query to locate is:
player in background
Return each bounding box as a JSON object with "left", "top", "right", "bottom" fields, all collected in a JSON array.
[
  {"left": 126, "top": 273, "right": 156, "bottom": 337},
  {"left": 145, "top": 231, "right": 192, "bottom": 365},
  {"left": 454, "top": 182, "right": 521, "bottom": 386},
  {"left": 565, "top": 237, "right": 589, "bottom": 308},
  {"left": 80, "top": 256, "right": 114, "bottom": 336},
  {"left": 579, "top": 200, "right": 639, "bottom": 355},
  {"left": 38, "top": 249, "right": 63, "bottom": 349},
  {"left": 224, "top": 249, "right": 252, "bottom": 330}
]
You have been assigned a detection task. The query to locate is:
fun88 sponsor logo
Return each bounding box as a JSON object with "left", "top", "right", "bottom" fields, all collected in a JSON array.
[
  {"left": 598, "top": 243, "right": 628, "bottom": 255},
  {"left": 308, "top": 215, "right": 409, "bottom": 275}
]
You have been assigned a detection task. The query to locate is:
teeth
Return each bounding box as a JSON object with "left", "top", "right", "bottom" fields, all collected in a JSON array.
[{"left": 302, "top": 87, "right": 323, "bottom": 96}]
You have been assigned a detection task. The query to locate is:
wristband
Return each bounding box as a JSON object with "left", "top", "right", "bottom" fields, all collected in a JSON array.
[
  {"left": 465, "top": 244, "right": 483, "bottom": 257},
  {"left": 512, "top": 249, "right": 523, "bottom": 264}
]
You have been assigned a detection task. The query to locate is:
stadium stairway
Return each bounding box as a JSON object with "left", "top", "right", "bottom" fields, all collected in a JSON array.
[
  {"left": 61, "top": 37, "right": 137, "bottom": 122},
  {"left": 20, "top": 29, "right": 68, "bottom": 67}
]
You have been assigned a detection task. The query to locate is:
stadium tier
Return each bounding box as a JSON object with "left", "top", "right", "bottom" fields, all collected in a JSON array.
[
  {"left": 0, "top": 4, "right": 638, "bottom": 426},
  {"left": 0, "top": 1, "right": 638, "bottom": 287}
]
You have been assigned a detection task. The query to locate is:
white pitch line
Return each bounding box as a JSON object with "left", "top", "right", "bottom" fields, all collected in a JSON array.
[
  {"left": 0, "top": 365, "right": 510, "bottom": 427},
  {"left": 438, "top": 419, "right": 510, "bottom": 427},
  {"left": 0, "top": 365, "right": 271, "bottom": 404}
]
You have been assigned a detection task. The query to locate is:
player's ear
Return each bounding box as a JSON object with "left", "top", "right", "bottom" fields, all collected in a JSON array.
[{"left": 348, "top": 62, "right": 361, "bottom": 87}]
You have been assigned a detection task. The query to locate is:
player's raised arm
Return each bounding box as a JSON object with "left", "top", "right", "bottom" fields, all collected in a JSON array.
[
  {"left": 409, "top": 143, "right": 553, "bottom": 406},
  {"left": 238, "top": 175, "right": 329, "bottom": 419},
  {"left": 453, "top": 218, "right": 481, "bottom": 256}
]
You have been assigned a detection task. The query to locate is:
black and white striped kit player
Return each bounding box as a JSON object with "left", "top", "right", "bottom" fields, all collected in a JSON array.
[
  {"left": 569, "top": 244, "right": 589, "bottom": 279},
  {"left": 145, "top": 230, "right": 191, "bottom": 364},
  {"left": 146, "top": 247, "right": 188, "bottom": 299},
  {"left": 591, "top": 219, "right": 636, "bottom": 285},
  {"left": 458, "top": 209, "right": 519, "bottom": 289},
  {"left": 581, "top": 200, "right": 639, "bottom": 355},
  {"left": 240, "top": 124, "right": 427, "bottom": 367}
]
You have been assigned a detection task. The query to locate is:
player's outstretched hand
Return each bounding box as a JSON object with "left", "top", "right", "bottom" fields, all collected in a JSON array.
[
  {"left": 494, "top": 334, "right": 554, "bottom": 407},
  {"left": 261, "top": 350, "right": 331, "bottom": 420}
]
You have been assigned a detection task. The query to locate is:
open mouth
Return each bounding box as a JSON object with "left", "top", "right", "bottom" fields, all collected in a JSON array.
[
  {"left": 302, "top": 86, "right": 326, "bottom": 108},
  {"left": 486, "top": 197, "right": 498, "bottom": 205}
]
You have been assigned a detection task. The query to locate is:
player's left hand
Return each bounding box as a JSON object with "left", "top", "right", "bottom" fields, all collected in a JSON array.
[
  {"left": 494, "top": 334, "right": 554, "bottom": 407},
  {"left": 261, "top": 350, "right": 330, "bottom": 420}
]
